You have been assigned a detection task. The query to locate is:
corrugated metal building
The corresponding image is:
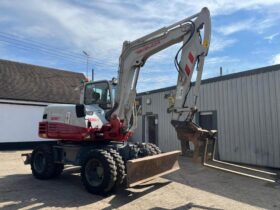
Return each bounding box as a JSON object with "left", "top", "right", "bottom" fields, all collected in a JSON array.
[{"left": 132, "top": 64, "right": 280, "bottom": 168}]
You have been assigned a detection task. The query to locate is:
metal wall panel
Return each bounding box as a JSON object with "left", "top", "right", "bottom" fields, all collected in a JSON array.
[
  {"left": 133, "top": 91, "right": 181, "bottom": 152},
  {"left": 132, "top": 69, "right": 280, "bottom": 168}
]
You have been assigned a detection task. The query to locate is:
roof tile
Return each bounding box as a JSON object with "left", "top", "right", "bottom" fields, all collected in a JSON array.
[{"left": 0, "top": 59, "right": 85, "bottom": 104}]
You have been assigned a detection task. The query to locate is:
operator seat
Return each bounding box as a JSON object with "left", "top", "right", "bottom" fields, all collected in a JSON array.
[{"left": 92, "top": 91, "right": 100, "bottom": 103}]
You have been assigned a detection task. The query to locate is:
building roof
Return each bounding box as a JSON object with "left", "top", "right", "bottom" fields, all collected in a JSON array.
[
  {"left": 138, "top": 64, "right": 280, "bottom": 96},
  {"left": 0, "top": 59, "right": 85, "bottom": 104}
]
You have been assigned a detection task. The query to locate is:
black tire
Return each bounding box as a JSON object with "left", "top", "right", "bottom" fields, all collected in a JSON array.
[
  {"left": 137, "top": 143, "right": 150, "bottom": 157},
  {"left": 107, "top": 149, "right": 126, "bottom": 185},
  {"left": 147, "top": 143, "right": 162, "bottom": 154},
  {"left": 129, "top": 144, "right": 139, "bottom": 159},
  {"left": 81, "top": 149, "right": 117, "bottom": 195},
  {"left": 146, "top": 144, "right": 157, "bottom": 155},
  {"left": 31, "top": 145, "right": 63, "bottom": 180},
  {"left": 137, "top": 143, "right": 158, "bottom": 157}
]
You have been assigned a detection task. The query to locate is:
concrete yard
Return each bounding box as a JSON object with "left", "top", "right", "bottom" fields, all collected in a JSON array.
[{"left": 0, "top": 151, "right": 279, "bottom": 210}]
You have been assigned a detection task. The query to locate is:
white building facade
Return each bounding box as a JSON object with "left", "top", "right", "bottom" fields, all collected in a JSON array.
[{"left": 0, "top": 59, "right": 84, "bottom": 149}]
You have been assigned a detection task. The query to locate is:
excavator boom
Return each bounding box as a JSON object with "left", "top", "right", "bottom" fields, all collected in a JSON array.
[{"left": 113, "top": 7, "right": 211, "bottom": 131}]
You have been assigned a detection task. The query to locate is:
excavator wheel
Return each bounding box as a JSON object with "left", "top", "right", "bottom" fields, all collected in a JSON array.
[
  {"left": 31, "top": 145, "right": 63, "bottom": 180},
  {"left": 147, "top": 143, "right": 162, "bottom": 154},
  {"left": 137, "top": 143, "right": 157, "bottom": 157},
  {"left": 107, "top": 149, "right": 126, "bottom": 185},
  {"left": 129, "top": 144, "right": 139, "bottom": 159},
  {"left": 81, "top": 149, "right": 117, "bottom": 195},
  {"left": 137, "top": 143, "right": 149, "bottom": 157},
  {"left": 147, "top": 144, "right": 157, "bottom": 155}
]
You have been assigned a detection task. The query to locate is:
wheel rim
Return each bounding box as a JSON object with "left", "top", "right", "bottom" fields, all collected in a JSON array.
[
  {"left": 85, "top": 159, "right": 104, "bottom": 187},
  {"left": 33, "top": 152, "right": 46, "bottom": 173}
]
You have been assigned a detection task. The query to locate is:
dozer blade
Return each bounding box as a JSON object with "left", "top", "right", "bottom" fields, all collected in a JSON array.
[{"left": 126, "top": 150, "right": 181, "bottom": 187}]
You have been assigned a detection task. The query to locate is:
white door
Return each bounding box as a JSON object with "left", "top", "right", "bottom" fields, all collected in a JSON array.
[{"left": 0, "top": 103, "right": 49, "bottom": 142}]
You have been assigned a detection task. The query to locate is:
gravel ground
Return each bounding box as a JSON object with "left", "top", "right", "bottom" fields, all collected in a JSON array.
[{"left": 0, "top": 150, "right": 279, "bottom": 210}]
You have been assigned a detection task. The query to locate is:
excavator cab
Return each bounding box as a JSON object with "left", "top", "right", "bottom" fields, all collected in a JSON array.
[{"left": 83, "top": 80, "right": 117, "bottom": 110}]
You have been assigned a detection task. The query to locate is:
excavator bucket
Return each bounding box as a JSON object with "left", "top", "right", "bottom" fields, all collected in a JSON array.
[{"left": 126, "top": 150, "right": 181, "bottom": 187}]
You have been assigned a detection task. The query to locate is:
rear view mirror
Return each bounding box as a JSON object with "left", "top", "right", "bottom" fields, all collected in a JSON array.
[{"left": 76, "top": 104, "right": 86, "bottom": 118}]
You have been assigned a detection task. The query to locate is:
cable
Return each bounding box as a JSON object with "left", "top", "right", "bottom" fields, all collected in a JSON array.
[
  {"left": 0, "top": 42, "right": 119, "bottom": 78},
  {"left": 173, "top": 21, "right": 195, "bottom": 75},
  {"left": 0, "top": 33, "right": 85, "bottom": 60},
  {"left": 172, "top": 21, "right": 195, "bottom": 109},
  {"left": 0, "top": 32, "right": 118, "bottom": 67},
  {"left": 0, "top": 31, "right": 119, "bottom": 63},
  {"left": 0, "top": 40, "right": 85, "bottom": 66},
  {"left": 0, "top": 39, "right": 118, "bottom": 72},
  {"left": 0, "top": 34, "right": 87, "bottom": 62},
  {"left": 0, "top": 37, "right": 116, "bottom": 67}
]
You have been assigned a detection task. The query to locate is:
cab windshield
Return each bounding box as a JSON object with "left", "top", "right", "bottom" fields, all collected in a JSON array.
[{"left": 84, "top": 82, "right": 111, "bottom": 105}]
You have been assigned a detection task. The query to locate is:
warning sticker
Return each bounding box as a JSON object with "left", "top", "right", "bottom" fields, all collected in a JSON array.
[{"left": 203, "top": 39, "right": 208, "bottom": 48}]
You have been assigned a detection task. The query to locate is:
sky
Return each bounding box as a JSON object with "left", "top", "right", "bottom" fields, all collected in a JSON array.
[{"left": 1, "top": 0, "right": 280, "bottom": 92}]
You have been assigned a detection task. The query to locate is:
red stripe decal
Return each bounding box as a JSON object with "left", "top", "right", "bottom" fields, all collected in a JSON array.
[
  {"left": 185, "top": 65, "right": 191, "bottom": 76},
  {"left": 39, "top": 122, "right": 89, "bottom": 140},
  {"left": 188, "top": 52, "right": 194, "bottom": 64}
]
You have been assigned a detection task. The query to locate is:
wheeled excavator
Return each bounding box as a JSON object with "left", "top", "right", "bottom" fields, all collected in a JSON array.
[{"left": 23, "top": 7, "right": 216, "bottom": 195}]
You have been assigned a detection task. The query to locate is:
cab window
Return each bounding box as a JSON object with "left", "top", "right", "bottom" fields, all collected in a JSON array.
[{"left": 84, "top": 82, "right": 111, "bottom": 105}]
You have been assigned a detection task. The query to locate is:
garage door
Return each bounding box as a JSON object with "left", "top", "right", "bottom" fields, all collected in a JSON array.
[{"left": 0, "top": 103, "right": 49, "bottom": 142}]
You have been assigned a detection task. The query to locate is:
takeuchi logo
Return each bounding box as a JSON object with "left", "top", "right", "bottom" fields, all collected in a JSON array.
[{"left": 136, "top": 40, "right": 161, "bottom": 54}]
